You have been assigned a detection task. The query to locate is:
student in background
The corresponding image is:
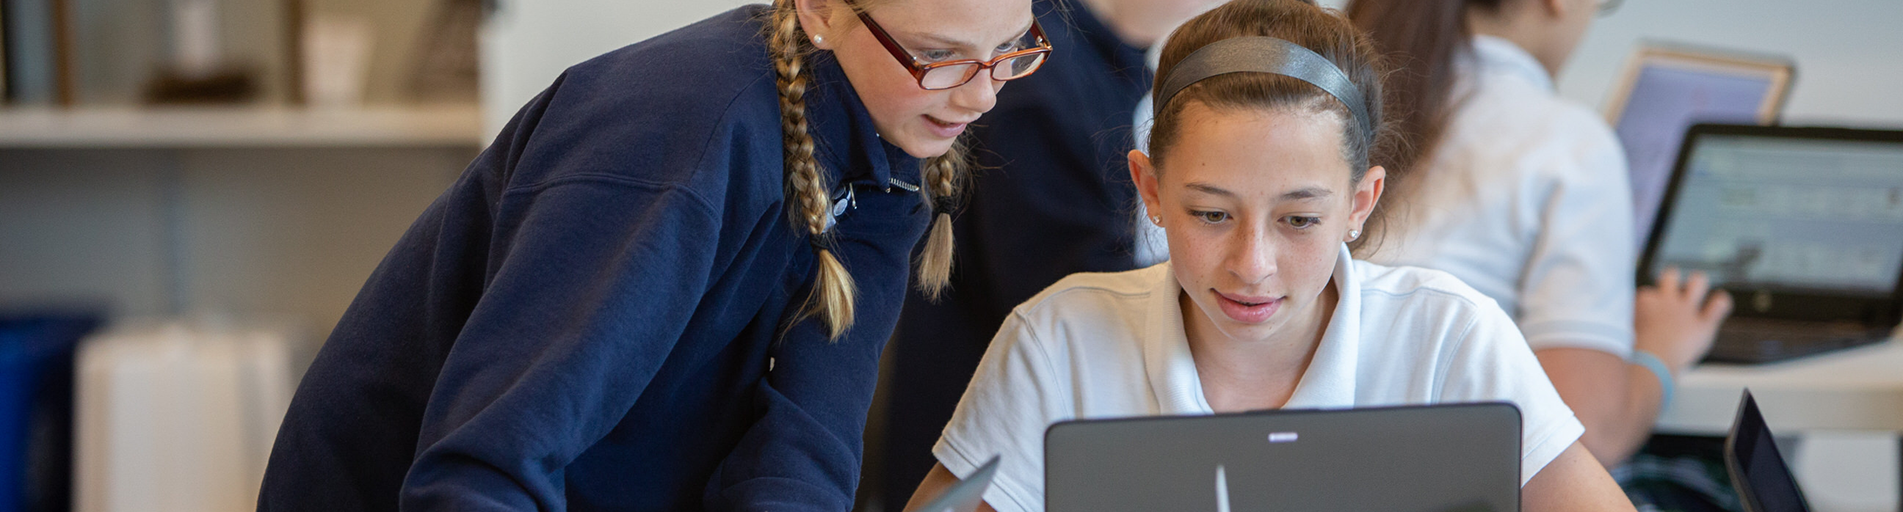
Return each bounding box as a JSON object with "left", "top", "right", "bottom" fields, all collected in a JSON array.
[
  {"left": 905, "top": 2, "right": 1638, "bottom": 510},
  {"left": 256, "top": 0, "right": 1046, "bottom": 510},
  {"left": 1346, "top": 0, "right": 1732, "bottom": 485},
  {"left": 877, "top": 0, "right": 1218, "bottom": 506}
]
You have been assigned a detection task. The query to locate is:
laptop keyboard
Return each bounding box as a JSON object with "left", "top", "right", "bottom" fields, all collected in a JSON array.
[{"left": 1703, "top": 318, "right": 1888, "bottom": 364}]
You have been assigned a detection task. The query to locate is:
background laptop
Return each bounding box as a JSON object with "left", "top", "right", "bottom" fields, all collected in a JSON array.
[
  {"left": 1045, "top": 403, "right": 1520, "bottom": 512},
  {"left": 1725, "top": 389, "right": 1813, "bottom": 512},
  {"left": 1604, "top": 43, "right": 1795, "bottom": 244},
  {"left": 1638, "top": 124, "right": 1903, "bottom": 364}
]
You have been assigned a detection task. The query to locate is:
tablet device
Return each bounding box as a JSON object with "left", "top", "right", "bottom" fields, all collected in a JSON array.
[{"left": 1605, "top": 43, "right": 1794, "bottom": 243}]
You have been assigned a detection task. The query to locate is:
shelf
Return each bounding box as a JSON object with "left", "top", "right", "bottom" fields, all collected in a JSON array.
[{"left": 0, "top": 105, "right": 487, "bottom": 148}]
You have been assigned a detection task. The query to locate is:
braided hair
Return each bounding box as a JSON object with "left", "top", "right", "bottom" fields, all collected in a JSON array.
[{"left": 766, "top": 0, "right": 967, "bottom": 339}]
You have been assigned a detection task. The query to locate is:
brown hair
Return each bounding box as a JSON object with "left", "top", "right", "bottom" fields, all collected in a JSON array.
[
  {"left": 1148, "top": 0, "right": 1394, "bottom": 249},
  {"left": 766, "top": 0, "right": 968, "bottom": 339},
  {"left": 1344, "top": 0, "right": 1502, "bottom": 176}
]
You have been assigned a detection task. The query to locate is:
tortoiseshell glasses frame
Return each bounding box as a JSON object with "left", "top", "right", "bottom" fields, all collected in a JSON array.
[{"left": 854, "top": 10, "right": 1053, "bottom": 90}]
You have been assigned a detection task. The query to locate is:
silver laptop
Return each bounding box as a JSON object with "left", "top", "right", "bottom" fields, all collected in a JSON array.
[
  {"left": 1045, "top": 403, "right": 1521, "bottom": 512},
  {"left": 1638, "top": 124, "right": 1903, "bottom": 364}
]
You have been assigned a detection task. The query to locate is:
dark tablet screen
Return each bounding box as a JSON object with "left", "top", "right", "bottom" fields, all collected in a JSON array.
[{"left": 1727, "top": 391, "right": 1811, "bottom": 512}]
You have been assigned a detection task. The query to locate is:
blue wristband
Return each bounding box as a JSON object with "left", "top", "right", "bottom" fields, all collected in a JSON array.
[{"left": 1632, "top": 350, "right": 1675, "bottom": 411}]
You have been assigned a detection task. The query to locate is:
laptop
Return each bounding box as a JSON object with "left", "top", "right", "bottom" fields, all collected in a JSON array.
[
  {"left": 1724, "top": 390, "right": 1813, "bottom": 512},
  {"left": 1045, "top": 403, "right": 1520, "bottom": 512},
  {"left": 1604, "top": 43, "right": 1795, "bottom": 244},
  {"left": 1639, "top": 124, "right": 1903, "bottom": 364},
  {"left": 913, "top": 455, "right": 1002, "bottom": 512}
]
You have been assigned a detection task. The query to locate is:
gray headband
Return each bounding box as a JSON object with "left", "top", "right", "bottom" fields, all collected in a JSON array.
[{"left": 1153, "top": 36, "right": 1373, "bottom": 141}]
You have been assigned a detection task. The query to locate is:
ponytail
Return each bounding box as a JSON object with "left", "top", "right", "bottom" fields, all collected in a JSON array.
[{"left": 1344, "top": 0, "right": 1499, "bottom": 176}]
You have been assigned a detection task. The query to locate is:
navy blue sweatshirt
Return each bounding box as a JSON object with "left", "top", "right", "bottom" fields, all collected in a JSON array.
[
  {"left": 258, "top": 6, "right": 929, "bottom": 511},
  {"left": 877, "top": 2, "right": 1151, "bottom": 505}
]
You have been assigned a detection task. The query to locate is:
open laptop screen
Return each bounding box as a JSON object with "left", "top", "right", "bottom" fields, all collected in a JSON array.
[
  {"left": 1725, "top": 390, "right": 1811, "bottom": 512},
  {"left": 1645, "top": 131, "right": 1903, "bottom": 297}
]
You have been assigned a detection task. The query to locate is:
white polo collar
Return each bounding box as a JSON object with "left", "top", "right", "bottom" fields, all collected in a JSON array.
[
  {"left": 1143, "top": 244, "right": 1362, "bottom": 415},
  {"left": 1470, "top": 34, "right": 1554, "bottom": 93}
]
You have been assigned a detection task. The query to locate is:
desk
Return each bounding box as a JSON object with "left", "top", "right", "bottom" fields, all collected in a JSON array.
[
  {"left": 1656, "top": 332, "right": 1903, "bottom": 512},
  {"left": 1658, "top": 335, "right": 1903, "bottom": 434}
]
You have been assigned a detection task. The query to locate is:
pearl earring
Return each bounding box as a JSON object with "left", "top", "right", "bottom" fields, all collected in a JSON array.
[
  {"left": 812, "top": 34, "right": 825, "bottom": 46},
  {"left": 1346, "top": 229, "right": 1362, "bottom": 242}
]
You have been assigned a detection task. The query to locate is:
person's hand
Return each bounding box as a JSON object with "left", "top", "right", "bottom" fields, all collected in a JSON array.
[{"left": 1634, "top": 267, "right": 1734, "bottom": 371}]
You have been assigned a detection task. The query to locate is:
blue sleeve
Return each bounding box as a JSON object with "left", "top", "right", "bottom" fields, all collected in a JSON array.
[
  {"left": 397, "top": 167, "right": 728, "bottom": 509},
  {"left": 703, "top": 185, "right": 925, "bottom": 511}
]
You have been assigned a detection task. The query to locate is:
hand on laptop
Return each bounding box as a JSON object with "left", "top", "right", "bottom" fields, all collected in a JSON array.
[{"left": 1636, "top": 267, "right": 1735, "bottom": 371}]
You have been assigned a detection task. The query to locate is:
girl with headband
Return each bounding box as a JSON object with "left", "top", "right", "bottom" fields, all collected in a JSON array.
[
  {"left": 905, "top": 1, "right": 1635, "bottom": 510},
  {"left": 257, "top": 0, "right": 1046, "bottom": 509}
]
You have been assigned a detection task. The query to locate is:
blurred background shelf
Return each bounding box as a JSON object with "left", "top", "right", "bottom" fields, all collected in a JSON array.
[
  {"left": 1, "top": 0, "right": 490, "bottom": 510},
  {"left": 0, "top": 104, "right": 484, "bottom": 148}
]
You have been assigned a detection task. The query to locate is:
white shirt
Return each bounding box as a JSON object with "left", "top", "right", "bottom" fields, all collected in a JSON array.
[
  {"left": 1363, "top": 35, "right": 1637, "bottom": 358},
  {"left": 933, "top": 245, "right": 1586, "bottom": 512}
]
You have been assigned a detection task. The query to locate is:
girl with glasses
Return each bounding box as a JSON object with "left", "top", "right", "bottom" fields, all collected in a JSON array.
[
  {"left": 256, "top": 0, "right": 1045, "bottom": 510},
  {"left": 875, "top": 0, "right": 1223, "bottom": 506},
  {"left": 907, "top": 1, "right": 1635, "bottom": 510}
]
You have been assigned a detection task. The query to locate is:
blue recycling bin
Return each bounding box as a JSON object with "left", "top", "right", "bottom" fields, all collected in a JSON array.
[{"left": 0, "top": 314, "right": 101, "bottom": 512}]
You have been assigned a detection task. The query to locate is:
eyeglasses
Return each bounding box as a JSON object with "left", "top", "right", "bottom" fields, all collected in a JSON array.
[
  {"left": 855, "top": 10, "right": 1052, "bottom": 90},
  {"left": 1597, "top": 0, "right": 1624, "bottom": 16}
]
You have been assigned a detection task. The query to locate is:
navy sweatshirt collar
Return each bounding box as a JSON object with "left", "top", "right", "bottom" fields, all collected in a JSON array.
[{"left": 802, "top": 52, "right": 923, "bottom": 190}]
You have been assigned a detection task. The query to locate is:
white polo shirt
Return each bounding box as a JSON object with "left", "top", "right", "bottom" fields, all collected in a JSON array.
[
  {"left": 1361, "top": 35, "right": 1637, "bottom": 358},
  {"left": 932, "top": 245, "right": 1585, "bottom": 512}
]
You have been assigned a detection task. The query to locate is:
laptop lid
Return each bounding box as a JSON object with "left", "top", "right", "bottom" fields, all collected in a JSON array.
[
  {"left": 1638, "top": 124, "right": 1903, "bottom": 327},
  {"left": 1604, "top": 44, "right": 1795, "bottom": 244},
  {"left": 1045, "top": 403, "right": 1520, "bottom": 512},
  {"left": 1724, "top": 390, "right": 1813, "bottom": 512},
  {"left": 914, "top": 455, "right": 1001, "bottom": 512}
]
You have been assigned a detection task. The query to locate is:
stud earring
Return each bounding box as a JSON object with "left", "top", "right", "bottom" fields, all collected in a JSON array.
[
  {"left": 812, "top": 34, "right": 825, "bottom": 46},
  {"left": 1150, "top": 215, "right": 1162, "bottom": 226},
  {"left": 1346, "top": 229, "right": 1362, "bottom": 242}
]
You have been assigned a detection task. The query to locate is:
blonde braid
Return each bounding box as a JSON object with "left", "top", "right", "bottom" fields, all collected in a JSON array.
[
  {"left": 769, "top": 0, "right": 855, "bottom": 339},
  {"left": 915, "top": 139, "right": 967, "bottom": 301}
]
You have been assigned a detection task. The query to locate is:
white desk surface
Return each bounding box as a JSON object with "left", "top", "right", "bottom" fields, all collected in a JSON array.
[{"left": 1657, "top": 332, "right": 1903, "bottom": 435}]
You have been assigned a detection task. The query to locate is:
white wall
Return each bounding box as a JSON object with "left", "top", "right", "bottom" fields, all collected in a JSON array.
[
  {"left": 478, "top": 0, "right": 758, "bottom": 137},
  {"left": 1322, "top": 0, "right": 1903, "bottom": 126},
  {"left": 486, "top": 0, "right": 1903, "bottom": 136},
  {"left": 1558, "top": 0, "right": 1903, "bottom": 127}
]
